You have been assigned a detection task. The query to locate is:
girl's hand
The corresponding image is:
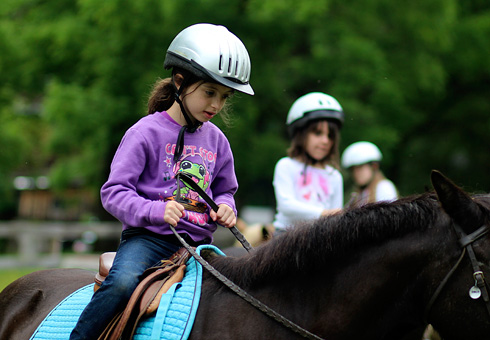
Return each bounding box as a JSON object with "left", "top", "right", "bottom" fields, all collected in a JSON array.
[
  {"left": 210, "top": 204, "right": 236, "bottom": 228},
  {"left": 164, "top": 201, "right": 185, "bottom": 226}
]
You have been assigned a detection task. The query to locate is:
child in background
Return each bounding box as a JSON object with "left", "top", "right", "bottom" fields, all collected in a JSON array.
[
  {"left": 341, "top": 141, "right": 398, "bottom": 207},
  {"left": 272, "top": 92, "right": 344, "bottom": 235},
  {"left": 70, "top": 23, "right": 254, "bottom": 340}
]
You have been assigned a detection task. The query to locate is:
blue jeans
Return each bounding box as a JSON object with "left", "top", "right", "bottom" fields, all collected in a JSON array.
[{"left": 69, "top": 228, "right": 182, "bottom": 340}]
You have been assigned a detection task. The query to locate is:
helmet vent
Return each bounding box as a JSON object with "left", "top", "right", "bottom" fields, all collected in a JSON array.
[
  {"left": 219, "top": 55, "right": 223, "bottom": 71},
  {"left": 228, "top": 57, "right": 232, "bottom": 73}
]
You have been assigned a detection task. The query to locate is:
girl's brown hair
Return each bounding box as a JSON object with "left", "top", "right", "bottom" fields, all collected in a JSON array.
[
  {"left": 363, "top": 168, "right": 386, "bottom": 203},
  {"left": 287, "top": 119, "right": 341, "bottom": 169},
  {"left": 147, "top": 77, "right": 176, "bottom": 115}
]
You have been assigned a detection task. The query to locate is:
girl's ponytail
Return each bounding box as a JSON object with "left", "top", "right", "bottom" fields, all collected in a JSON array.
[{"left": 147, "top": 78, "right": 175, "bottom": 115}]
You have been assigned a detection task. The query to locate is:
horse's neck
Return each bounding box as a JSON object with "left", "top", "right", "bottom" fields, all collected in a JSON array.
[
  {"left": 201, "top": 225, "right": 445, "bottom": 339},
  {"left": 316, "top": 230, "right": 443, "bottom": 335},
  {"left": 325, "top": 231, "right": 443, "bottom": 320}
]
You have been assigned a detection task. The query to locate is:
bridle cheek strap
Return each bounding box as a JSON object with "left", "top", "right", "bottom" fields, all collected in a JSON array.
[
  {"left": 460, "top": 226, "right": 490, "bottom": 316},
  {"left": 425, "top": 223, "right": 490, "bottom": 324},
  {"left": 460, "top": 226, "right": 489, "bottom": 248}
]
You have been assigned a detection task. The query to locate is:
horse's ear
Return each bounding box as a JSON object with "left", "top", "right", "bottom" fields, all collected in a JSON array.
[{"left": 431, "top": 170, "right": 481, "bottom": 230}]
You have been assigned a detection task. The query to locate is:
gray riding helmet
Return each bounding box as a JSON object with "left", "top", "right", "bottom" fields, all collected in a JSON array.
[{"left": 164, "top": 23, "right": 254, "bottom": 96}]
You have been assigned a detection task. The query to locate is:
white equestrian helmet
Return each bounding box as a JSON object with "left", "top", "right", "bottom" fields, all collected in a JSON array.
[
  {"left": 286, "top": 92, "right": 344, "bottom": 136},
  {"left": 164, "top": 23, "right": 253, "bottom": 95},
  {"left": 341, "top": 141, "right": 383, "bottom": 168}
]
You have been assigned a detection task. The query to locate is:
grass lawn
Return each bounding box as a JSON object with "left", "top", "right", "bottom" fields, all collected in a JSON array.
[{"left": 0, "top": 268, "right": 42, "bottom": 292}]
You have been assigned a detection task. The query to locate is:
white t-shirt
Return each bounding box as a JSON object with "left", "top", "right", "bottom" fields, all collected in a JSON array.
[
  {"left": 272, "top": 157, "right": 343, "bottom": 230},
  {"left": 355, "top": 179, "right": 398, "bottom": 205},
  {"left": 375, "top": 179, "right": 398, "bottom": 202}
]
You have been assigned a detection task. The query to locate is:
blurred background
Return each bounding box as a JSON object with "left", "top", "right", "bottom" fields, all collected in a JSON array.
[{"left": 0, "top": 0, "right": 489, "bottom": 272}]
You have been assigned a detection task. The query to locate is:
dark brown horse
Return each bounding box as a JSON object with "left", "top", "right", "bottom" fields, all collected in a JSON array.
[{"left": 1, "top": 171, "right": 489, "bottom": 340}]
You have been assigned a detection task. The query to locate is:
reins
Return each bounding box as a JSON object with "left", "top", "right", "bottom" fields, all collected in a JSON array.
[
  {"left": 169, "top": 226, "right": 324, "bottom": 340},
  {"left": 424, "top": 222, "right": 490, "bottom": 323},
  {"left": 176, "top": 172, "right": 253, "bottom": 253},
  {"left": 172, "top": 172, "right": 325, "bottom": 340}
]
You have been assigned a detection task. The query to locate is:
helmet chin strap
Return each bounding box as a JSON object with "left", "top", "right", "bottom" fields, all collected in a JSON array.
[{"left": 172, "top": 77, "right": 202, "bottom": 162}]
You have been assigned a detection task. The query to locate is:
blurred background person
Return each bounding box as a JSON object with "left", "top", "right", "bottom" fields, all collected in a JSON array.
[
  {"left": 272, "top": 92, "right": 345, "bottom": 236},
  {"left": 341, "top": 141, "right": 398, "bottom": 207}
]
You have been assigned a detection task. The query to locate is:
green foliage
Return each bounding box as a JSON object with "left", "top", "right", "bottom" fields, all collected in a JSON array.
[
  {"left": 0, "top": 268, "right": 43, "bottom": 292},
  {"left": 0, "top": 0, "right": 489, "bottom": 219}
]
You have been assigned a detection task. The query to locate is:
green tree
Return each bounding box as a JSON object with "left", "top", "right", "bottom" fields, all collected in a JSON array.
[{"left": 0, "top": 0, "right": 488, "bottom": 220}]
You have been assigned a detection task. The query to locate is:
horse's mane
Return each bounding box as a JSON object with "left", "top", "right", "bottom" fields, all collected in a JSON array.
[{"left": 209, "top": 192, "right": 445, "bottom": 287}]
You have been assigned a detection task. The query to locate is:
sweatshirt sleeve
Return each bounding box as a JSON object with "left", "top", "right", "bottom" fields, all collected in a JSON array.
[{"left": 100, "top": 128, "right": 167, "bottom": 227}]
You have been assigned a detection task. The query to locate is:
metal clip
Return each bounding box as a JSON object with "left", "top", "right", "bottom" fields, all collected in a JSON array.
[
  {"left": 469, "top": 272, "right": 483, "bottom": 299},
  {"left": 473, "top": 270, "right": 485, "bottom": 281}
]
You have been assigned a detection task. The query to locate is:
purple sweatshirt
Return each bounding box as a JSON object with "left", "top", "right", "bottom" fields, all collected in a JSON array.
[{"left": 100, "top": 111, "right": 238, "bottom": 243}]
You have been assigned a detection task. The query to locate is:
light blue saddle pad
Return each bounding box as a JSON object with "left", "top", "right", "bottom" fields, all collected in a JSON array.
[{"left": 30, "top": 245, "right": 224, "bottom": 340}]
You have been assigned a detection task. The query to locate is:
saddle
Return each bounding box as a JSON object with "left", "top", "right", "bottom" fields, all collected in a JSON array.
[
  {"left": 95, "top": 248, "right": 192, "bottom": 340},
  {"left": 94, "top": 252, "right": 116, "bottom": 292}
]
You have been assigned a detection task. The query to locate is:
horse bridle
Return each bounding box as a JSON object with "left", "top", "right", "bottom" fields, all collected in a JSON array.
[
  {"left": 424, "top": 221, "right": 490, "bottom": 323},
  {"left": 171, "top": 172, "right": 325, "bottom": 340}
]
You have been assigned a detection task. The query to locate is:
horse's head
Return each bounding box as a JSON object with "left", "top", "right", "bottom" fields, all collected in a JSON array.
[{"left": 429, "top": 170, "right": 490, "bottom": 338}]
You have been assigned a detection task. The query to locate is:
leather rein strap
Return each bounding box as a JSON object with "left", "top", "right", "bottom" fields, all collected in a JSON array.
[
  {"left": 169, "top": 225, "right": 325, "bottom": 340},
  {"left": 175, "top": 172, "right": 253, "bottom": 253},
  {"left": 172, "top": 172, "right": 324, "bottom": 340},
  {"left": 424, "top": 222, "right": 490, "bottom": 323}
]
